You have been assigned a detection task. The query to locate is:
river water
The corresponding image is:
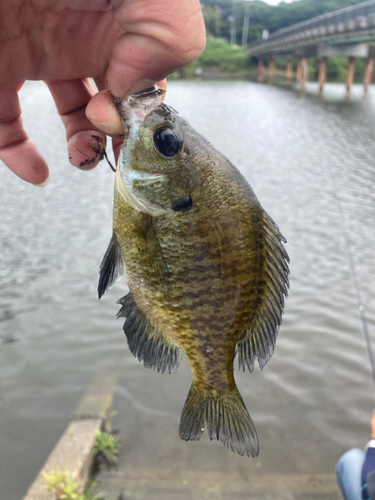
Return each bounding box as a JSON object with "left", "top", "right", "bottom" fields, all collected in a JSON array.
[{"left": 1, "top": 79, "right": 375, "bottom": 499}]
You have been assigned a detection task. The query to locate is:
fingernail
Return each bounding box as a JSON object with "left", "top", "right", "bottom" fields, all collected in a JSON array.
[
  {"left": 127, "top": 80, "right": 155, "bottom": 96},
  {"left": 88, "top": 120, "right": 124, "bottom": 136},
  {"left": 156, "top": 81, "right": 167, "bottom": 93},
  {"left": 34, "top": 176, "right": 49, "bottom": 187},
  {"left": 89, "top": 119, "right": 121, "bottom": 129}
]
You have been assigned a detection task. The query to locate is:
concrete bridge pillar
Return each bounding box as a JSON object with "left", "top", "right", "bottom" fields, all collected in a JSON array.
[
  {"left": 296, "top": 61, "right": 301, "bottom": 84},
  {"left": 286, "top": 60, "right": 293, "bottom": 83},
  {"left": 346, "top": 57, "right": 356, "bottom": 92},
  {"left": 300, "top": 57, "right": 309, "bottom": 90},
  {"left": 268, "top": 60, "right": 275, "bottom": 84},
  {"left": 257, "top": 59, "right": 264, "bottom": 83},
  {"left": 318, "top": 57, "right": 327, "bottom": 91},
  {"left": 364, "top": 58, "right": 374, "bottom": 92}
]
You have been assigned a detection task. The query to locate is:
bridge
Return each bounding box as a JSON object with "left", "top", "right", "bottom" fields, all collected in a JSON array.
[{"left": 249, "top": 0, "right": 375, "bottom": 91}]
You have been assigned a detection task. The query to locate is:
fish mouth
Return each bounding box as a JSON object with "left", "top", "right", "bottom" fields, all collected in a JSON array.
[
  {"left": 114, "top": 86, "right": 165, "bottom": 102},
  {"left": 114, "top": 87, "right": 164, "bottom": 132},
  {"left": 115, "top": 86, "right": 169, "bottom": 217},
  {"left": 129, "top": 87, "right": 166, "bottom": 98}
]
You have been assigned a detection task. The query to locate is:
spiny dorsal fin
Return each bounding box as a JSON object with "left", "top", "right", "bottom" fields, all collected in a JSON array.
[
  {"left": 179, "top": 383, "right": 259, "bottom": 457},
  {"left": 98, "top": 234, "right": 124, "bottom": 299},
  {"left": 237, "top": 212, "right": 290, "bottom": 372},
  {"left": 117, "top": 293, "right": 181, "bottom": 374}
]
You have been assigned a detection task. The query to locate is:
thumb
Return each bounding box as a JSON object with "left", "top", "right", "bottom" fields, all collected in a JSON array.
[
  {"left": 85, "top": 79, "right": 167, "bottom": 137},
  {"left": 106, "top": 0, "right": 205, "bottom": 97}
]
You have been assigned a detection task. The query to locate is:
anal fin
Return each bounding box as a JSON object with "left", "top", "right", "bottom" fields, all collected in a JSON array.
[{"left": 117, "top": 293, "right": 181, "bottom": 374}]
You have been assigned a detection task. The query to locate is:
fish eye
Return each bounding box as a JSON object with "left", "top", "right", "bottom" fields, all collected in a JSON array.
[{"left": 153, "top": 127, "right": 181, "bottom": 158}]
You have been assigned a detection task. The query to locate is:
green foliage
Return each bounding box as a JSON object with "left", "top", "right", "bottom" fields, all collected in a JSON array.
[
  {"left": 305, "top": 56, "right": 367, "bottom": 83},
  {"left": 171, "top": 37, "right": 254, "bottom": 77},
  {"left": 273, "top": 59, "right": 287, "bottom": 70},
  {"left": 43, "top": 469, "right": 70, "bottom": 499},
  {"left": 43, "top": 469, "right": 107, "bottom": 500},
  {"left": 43, "top": 431, "right": 118, "bottom": 500},
  {"left": 325, "top": 57, "right": 348, "bottom": 82},
  {"left": 92, "top": 431, "right": 119, "bottom": 464},
  {"left": 197, "top": 37, "right": 251, "bottom": 70},
  {"left": 203, "top": 6, "right": 231, "bottom": 39}
]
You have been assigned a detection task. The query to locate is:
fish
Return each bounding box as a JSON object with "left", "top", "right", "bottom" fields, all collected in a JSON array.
[{"left": 98, "top": 87, "right": 289, "bottom": 457}]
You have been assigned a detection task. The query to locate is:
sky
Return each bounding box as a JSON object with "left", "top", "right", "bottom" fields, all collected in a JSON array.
[{"left": 255, "top": 0, "right": 295, "bottom": 4}]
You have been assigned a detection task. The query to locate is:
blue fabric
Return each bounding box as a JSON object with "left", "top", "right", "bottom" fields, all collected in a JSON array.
[
  {"left": 362, "top": 448, "right": 375, "bottom": 500},
  {"left": 336, "top": 448, "right": 365, "bottom": 500}
]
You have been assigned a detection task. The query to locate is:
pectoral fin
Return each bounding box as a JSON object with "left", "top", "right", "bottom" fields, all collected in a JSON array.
[
  {"left": 237, "top": 212, "right": 290, "bottom": 372},
  {"left": 98, "top": 234, "right": 124, "bottom": 299},
  {"left": 117, "top": 293, "right": 181, "bottom": 374}
]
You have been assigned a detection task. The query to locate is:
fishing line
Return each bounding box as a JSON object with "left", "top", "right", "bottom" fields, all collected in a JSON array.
[{"left": 330, "top": 173, "right": 375, "bottom": 388}]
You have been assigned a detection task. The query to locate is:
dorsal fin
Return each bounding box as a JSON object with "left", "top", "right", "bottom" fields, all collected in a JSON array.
[
  {"left": 98, "top": 234, "right": 124, "bottom": 299},
  {"left": 237, "top": 212, "right": 290, "bottom": 372},
  {"left": 117, "top": 293, "right": 181, "bottom": 374}
]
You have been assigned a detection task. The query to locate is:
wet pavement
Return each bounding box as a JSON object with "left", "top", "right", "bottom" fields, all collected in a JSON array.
[{"left": 94, "top": 420, "right": 342, "bottom": 500}]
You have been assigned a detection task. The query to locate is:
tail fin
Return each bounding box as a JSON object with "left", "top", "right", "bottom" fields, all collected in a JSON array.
[{"left": 179, "top": 384, "right": 259, "bottom": 457}]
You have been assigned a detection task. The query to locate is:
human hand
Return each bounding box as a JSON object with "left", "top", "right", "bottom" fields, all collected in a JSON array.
[
  {"left": 0, "top": 0, "right": 205, "bottom": 185},
  {"left": 370, "top": 409, "right": 375, "bottom": 438}
]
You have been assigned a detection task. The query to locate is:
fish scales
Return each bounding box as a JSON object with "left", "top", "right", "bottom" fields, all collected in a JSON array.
[
  {"left": 115, "top": 166, "right": 265, "bottom": 387},
  {"left": 99, "top": 87, "right": 289, "bottom": 457}
]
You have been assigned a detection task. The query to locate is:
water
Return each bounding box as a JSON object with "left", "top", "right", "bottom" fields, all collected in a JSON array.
[{"left": 1, "top": 79, "right": 375, "bottom": 499}]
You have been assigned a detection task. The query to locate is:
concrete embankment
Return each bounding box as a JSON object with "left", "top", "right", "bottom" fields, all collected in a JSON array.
[
  {"left": 23, "top": 366, "right": 342, "bottom": 500},
  {"left": 23, "top": 369, "right": 118, "bottom": 500}
]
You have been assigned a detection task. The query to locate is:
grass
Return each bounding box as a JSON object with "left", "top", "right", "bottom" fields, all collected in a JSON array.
[
  {"left": 43, "top": 431, "right": 118, "bottom": 500},
  {"left": 43, "top": 469, "right": 107, "bottom": 500},
  {"left": 92, "top": 431, "right": 119, "bottom": 465},
  {"left": 174, "top": 37, "right": 254, "bottom": 78},
  {"left": 198, "top": 37, "right": 251, "bottom": 71}
]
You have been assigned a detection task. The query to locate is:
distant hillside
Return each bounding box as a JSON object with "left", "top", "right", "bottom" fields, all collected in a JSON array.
[{"left": 201, "top": 0, "right": 366, "bottom": 44}]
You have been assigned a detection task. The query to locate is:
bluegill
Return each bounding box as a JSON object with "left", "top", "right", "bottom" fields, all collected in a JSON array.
[{"left": 98, "top": 88, "right": 289, "bottom": 457}]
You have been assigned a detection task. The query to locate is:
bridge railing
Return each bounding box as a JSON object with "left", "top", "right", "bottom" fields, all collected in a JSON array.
[{"left": 249, "top": 0, "right": 375, "bottom": 51}]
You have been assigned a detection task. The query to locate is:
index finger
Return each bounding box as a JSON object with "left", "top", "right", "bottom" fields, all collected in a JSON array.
[{"left": 0, "top": 84, "right": 49, "bottom": 185}]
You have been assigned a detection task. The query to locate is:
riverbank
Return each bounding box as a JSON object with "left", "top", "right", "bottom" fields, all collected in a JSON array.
[
  {"left": 23, "top": 370, "right": 118, "bottom": 500},
  {"left": 23, "top": 367, "right": 342, "bottom": 500},
  {"left": 92, "top": 418, "right": 342, "bottom": 500},
  {"left": 176, "top": 37, "right": 371, "bottom": 85}
]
